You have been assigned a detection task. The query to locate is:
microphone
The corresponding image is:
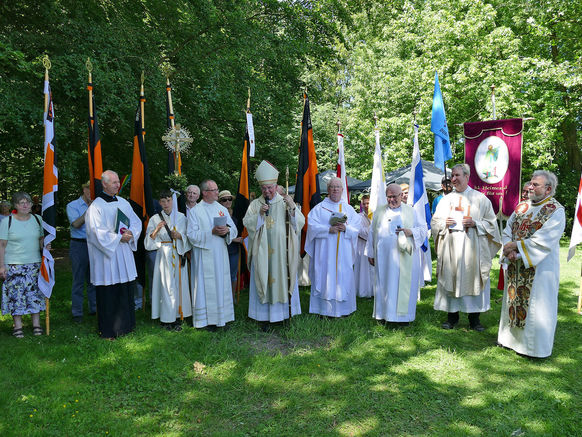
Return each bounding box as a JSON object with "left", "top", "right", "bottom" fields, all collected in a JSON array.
[{"left": 265, "top": 197, "right": 270, "bottom": 216}]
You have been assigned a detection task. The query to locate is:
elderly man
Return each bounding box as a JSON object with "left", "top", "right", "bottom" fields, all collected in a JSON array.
[
  {"left": 66, "top": 182, "right": 96, "bottom": 323},
  {"left": 431, "top": 163, "right": 501, "bottom": 331},
  {"left": 305, "top": 177, "right": 360, "bottom": 317},
  {"left": 85, "top": 170, "right": 142, "bottom": 339},
  {"left": 187, "top": 179, "right": 236, "bottom": 329},
  {"left": 243, "top": 161, "right": 305, "bottom": 326},
  {"left": 184, "top": 184, "right": 200, "bottom": 215},
  {"left": 145, "top": 189, "right": 192, "bottom": 331},
  {"left": 355, "top": 194, "right": 373, "bottom": 298},
  {"left": 497, "top": 171, "right": 565, "bottom": 358},
  {"left": 367, "top": 184, "right": 427, "bottom": 326}
]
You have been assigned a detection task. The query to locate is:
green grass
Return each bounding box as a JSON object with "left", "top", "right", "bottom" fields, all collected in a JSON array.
[{"left": 1, "top": 244, "right": 581, "bottom": 436}]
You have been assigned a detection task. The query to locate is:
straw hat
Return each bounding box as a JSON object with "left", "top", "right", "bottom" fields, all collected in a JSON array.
[{"left": 218, "top": 190, "right": 233, "bottom": 201}]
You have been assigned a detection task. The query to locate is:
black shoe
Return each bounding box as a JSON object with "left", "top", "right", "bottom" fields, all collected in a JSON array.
[
  {"left": 441, "top": 321, "right": 457, "bottom": 329},
  {"left": 398, "top": 322, "right": 410, "bottom": 328},
  {"left": 470, "top": 323, "right": 485, "bottom": 332}
]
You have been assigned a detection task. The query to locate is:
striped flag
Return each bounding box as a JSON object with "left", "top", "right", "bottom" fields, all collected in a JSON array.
[
  {"left": 409, "top": 123, "right": 432, "bottom": 282},
  {"left": 129, "top": 86, "right": 154, "bottom": 222},
  {"left": 336, "top": 132, "right": 348, "bottom": 203},
  {"left": 233, "top": 125, "right": 251, "bottom": 239},
  {"left": 38, "top": 71, "right": 58, "bottom": 298},
  {"left": 368, "top": 128, "right": 387, "bottom": 220},
  {"left": 568, "top": 170, "right": 582, "bottom": 261},
  {"left": 294, "top": 92, "right": 321, "bottom": 256},
  {"left": 87, "top": 77, "right": 103, "bottom": 199}
]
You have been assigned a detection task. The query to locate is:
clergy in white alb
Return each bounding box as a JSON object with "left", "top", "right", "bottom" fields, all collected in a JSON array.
[
  {"left": 497, "top": 171, "right": 565, "bottom": 358},
  {"left": 366, "top": 184, "right": 427, "bottom": 324},
  {"left": 306, "top": 177, "right": 360, "bottom": 317},
  {"left": 85, "top": 170, "right": 142, "bottom": 339},
  {"left": 187, "top": 179, "right": 236, "bottom": 328},
  {"left": 431, "top": 164, "right": 501, "bottom": 331},
  {"left": 355, "top": 194, "right": 373, "bottom": 298},
  {"left": 243, "top": 161, "right": 305, "bottom": 324},
  {"left": 145, "top": 190, "right": 192, "bottom": 329}
]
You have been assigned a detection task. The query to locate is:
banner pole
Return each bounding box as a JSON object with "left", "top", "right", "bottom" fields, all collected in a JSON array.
[
  {"left": 578, "top": 262, "right": 582, "bottom": 315},
  {"left": 491, "top": 85, "right": 496, "bottom": 120}
]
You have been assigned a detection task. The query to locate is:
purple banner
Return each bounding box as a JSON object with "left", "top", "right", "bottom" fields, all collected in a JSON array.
[{"left": 464, "top": 118, "right": 523, "bottom": 217}]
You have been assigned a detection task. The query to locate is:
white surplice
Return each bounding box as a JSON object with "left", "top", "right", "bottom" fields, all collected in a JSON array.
[
  {"left": 497, "top": 197, "right": 565, "bottom": 358},
  {"left": 355, "top": 211, "right": 373, "bottom": 298},
  {"left": 366, "top": 204, "right": 427, "bottom": 322},
  {"left": 187, "top": 201, "right": 236, "bottom": 328},
  {"left": 431, "top": 187, "right": 501, "bottom": 313},
  {"left": 145, "top": 211, "right": 192, "bottom": 323},
  {"left": 86, "top": 196, "right": 141, "bottom": 286},
  {"left": 305, "top": 198, "right": 361, "bottom": 317}
]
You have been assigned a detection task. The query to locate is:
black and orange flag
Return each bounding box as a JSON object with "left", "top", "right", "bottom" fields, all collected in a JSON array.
[
  {"left": 87, "top": 62, "right": 103, "bottom": 199},
  {"left": 129, "top": 81, "right": 154, "bottom": 222},
  {"left": 233, "top": 126, "right": 251, "bottom": 238},
  {"left": 165, "top": 77, "right": 182, "bottom": 175},
  {"left": 39, "top": 57, "right": 58, "bottom": 302},
  {"left": 294, "top": 92, "right": 321, "bottom": 256}
]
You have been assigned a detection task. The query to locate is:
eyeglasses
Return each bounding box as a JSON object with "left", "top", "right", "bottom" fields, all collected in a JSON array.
[
  {"left": 204, "top": 188, "right": 219, "bottom": 192},
  {"left": 219, "top": 198, "right": 233, "bottom": 202}
]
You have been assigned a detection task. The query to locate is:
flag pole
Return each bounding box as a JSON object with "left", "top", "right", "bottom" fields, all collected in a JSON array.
[
  {"left": 140, "top": 71, "right": 147, "bottom": 312},
  {"left": 43, "top": 55, "right": 51, "bottom": 336},
  {"left": 491, "top": 85, "right": 496, "bottom": 120},
  {"left": 578, "top": 263, "right": 582, "bottom": 314}
]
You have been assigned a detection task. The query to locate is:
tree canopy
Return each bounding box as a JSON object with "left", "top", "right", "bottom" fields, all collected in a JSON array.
[{"left": 1, "top": 0, "right": 580, "bottom": 231}]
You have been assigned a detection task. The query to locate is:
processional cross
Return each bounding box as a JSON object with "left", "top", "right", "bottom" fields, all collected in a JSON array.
[{"left": 162, "top": 124, "right": 193, "bottom": 174}]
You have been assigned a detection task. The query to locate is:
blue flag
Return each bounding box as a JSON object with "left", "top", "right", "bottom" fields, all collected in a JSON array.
[{"left": 431, "top": 71, "right": 452, "bottom": 171}]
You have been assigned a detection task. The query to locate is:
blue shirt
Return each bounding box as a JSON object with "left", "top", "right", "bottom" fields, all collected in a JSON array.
[
  {"left": 67, "top": 196, "right": 90, "bottom": 239},
  {"left": 431, "top": 194, "right": 444, "bottom": 216}
]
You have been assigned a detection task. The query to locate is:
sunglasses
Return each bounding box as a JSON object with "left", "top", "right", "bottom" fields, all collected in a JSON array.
[{"left": 219, "top": 197, "right": 233, "bottom": 202}]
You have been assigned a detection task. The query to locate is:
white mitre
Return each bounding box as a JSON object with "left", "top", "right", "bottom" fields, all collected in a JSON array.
[{"left": 255, "top": 160, "right": 279, "bottom": 185}]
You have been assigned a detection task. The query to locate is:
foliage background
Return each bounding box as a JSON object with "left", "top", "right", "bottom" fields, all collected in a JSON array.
[{"left": 0, "top": 0, "right": 580, "bottom": 231}]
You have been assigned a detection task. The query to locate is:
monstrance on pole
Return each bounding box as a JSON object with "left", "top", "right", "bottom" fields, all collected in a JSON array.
[{"left": 162, "top": 124, "right": 193, "bottom": 175}]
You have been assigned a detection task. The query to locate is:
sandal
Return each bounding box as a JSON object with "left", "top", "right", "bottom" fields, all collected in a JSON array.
[
  {"left": 32, "top": 326, "right": 43, "bottom": 336},
  {"left": 12, "top": 328, "right": 24, "bottom": 338}
]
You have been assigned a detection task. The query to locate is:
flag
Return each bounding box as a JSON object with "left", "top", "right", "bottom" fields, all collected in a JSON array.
[
  {"left": 294, "top": 93, "right": 321, "bottom": 256},
  {"left": 336, "top": 132, "right": 348, "bottom": 203},
  {"left": 568, "top": 170, "right": 582, "bottom": 261},
  {"left": 87, "top": 79, "right": 103, "bottom": 199},
  {"left": 38, "top": 72, "right": 58, "bottom": 299},
  {"left": 129, "top": 88, "right": 154, "bottom": 222},
  {"left": 368, "top": 128, "right": 386, "bottom": 220},
  {"left": 410, "top": 123, "right": 432, "bottom": 282},
  {"left": 431, "top": 71, "right": 452, "bottom": 171},
  {"left": 233, "top": 126, "right": 251, "bottom": 239},
  {"left": 165, "top": 78, "right": 182, "bottom": 175}
]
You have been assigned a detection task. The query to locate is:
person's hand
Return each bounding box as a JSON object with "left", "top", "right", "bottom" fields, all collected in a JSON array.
[
  {"left": 260, "top": 203, "right": 270, "bottom": 216},
  {"left": 170, "top": 230, "right": 182, "bottom": 240},
  {"left": 156, "top": 221, "right": 166, "bottom": 231},
  {"left": 368, "top": 257, "right": 375, "bottom": 266},
  {"left": 507, "top": 250, "right": 519, "bottom": 261},
  {"left": 233, "top": 237, "right": 243, "bottom": 243},
  {"left": 336, "top": 223, "right": 346, "bottom": 232},
  {"left": 283, "top": 195, "right": 296, "bottom": 210},
  {"left": 462, "top": 217, "right": 475, "bottom": 228},
  {"left": 396, "top": 227, "right": 412, "bottom": 237},
  {"left": 445, "top": 217, "right": 457, "bottom": 228},
  {"left": 503, "top": 241, "right": 518, "bottom": 257},
  {"left": 212, "top": 225, "right": 229, "bottom": 236},
  {"left": 0, "top": 265, "right": 6, "bottom": 279},
  {"left": 121, "top": 230, "right": 133, "bottom": 243}
]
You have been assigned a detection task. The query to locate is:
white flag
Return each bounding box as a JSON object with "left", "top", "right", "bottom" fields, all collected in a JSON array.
[
  {"left": 368, "top": 129, "right": 387, "bottom": 219},
  {"left": 246, "top": 112, "right": 255, "bottom": 157},
  {"left": 337, "top": 132, "right": 348, "bottom": 203}
]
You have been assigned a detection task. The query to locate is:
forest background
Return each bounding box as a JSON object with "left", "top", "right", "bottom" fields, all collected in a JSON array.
[{"left": 1, "top": 0, "right": 581, "bottom": 234}]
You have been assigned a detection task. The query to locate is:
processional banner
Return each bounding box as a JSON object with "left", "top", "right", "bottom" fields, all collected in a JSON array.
[{"left": 464, "top": 118, "right": 523, "bottom": 217}]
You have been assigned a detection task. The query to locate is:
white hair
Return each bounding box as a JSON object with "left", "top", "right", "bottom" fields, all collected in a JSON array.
[{"left": 532, "top": 170, "right": 558, "bottom": 196}]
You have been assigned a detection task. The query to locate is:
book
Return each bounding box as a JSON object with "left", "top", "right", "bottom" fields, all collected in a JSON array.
[
  {"left": 329, "top": 212, "right": 347, "bottom": 226},
  {"left": 213, "top": 215, "right": 228, "bottom": 227},
  {"left": 115, "top": 208, "right": 130, "bottom": 235}
]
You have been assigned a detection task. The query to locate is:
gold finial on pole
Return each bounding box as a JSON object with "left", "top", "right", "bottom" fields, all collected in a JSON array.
[
  {"left": 161, "top": 62, "right": 174, "bottom": 79},
  {"left": 336, "top": 119, "right": 342, "bottom": 134},
  {"left": 413, "top": 109, "right": 418, "bottom": 124},
  {"left": 86, "top": 57, "right": 93, "bottom": 73},
  {"left": 247, "top": 87, "right": 251, "bottom": 113},
  {"left": 42, "top": 55, "right": 51, "bottom": 71},
  {"left": 373, "top": 112, "right": 378, "bottom": 129},
  {"left": 140, "top": 70, "right": 145, "bottom": 86}
]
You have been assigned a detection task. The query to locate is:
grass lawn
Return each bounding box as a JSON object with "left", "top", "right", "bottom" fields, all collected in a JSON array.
[{"left": 1, "top": 244, "right": 581, "bottom": 436}]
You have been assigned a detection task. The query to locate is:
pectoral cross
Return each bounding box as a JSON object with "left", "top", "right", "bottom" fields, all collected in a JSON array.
[{"left": 266, "top": 217, "right": 275, "bottom": 229}]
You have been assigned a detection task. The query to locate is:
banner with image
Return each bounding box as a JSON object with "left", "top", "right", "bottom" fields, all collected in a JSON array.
[{"left": 464, "top": 118, "right": 523, "bottom": 217}]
